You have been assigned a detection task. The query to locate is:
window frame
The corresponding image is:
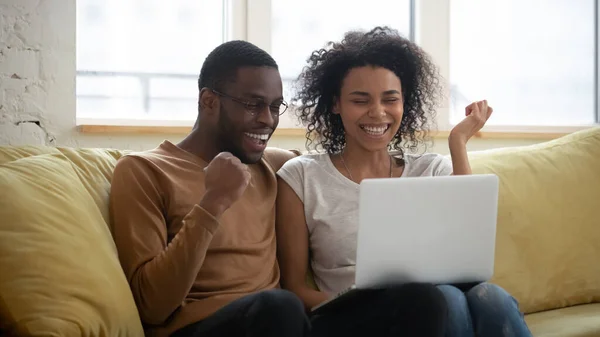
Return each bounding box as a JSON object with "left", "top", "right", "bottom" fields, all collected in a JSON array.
[
  {"left": 76, "top": 0, "right": 600, "bottom": 135},
  {"left": 75, "top": 0, "right": 246, "bottom": 127},
  {"left": 415, "top": 0, "right": 600, "bottom": 133}
]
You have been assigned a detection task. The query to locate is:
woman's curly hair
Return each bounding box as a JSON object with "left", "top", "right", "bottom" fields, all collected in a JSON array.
[{"left": 292, "top": 26, "right": 442, "bottom": 155}]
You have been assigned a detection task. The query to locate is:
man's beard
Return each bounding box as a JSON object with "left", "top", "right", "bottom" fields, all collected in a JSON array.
[{"left": 216, "top": 108, "right": 261, "bottom": 164}]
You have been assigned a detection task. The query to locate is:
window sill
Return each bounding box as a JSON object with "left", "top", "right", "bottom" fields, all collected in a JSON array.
[
  {"left": 76, "top": 123, "right": 597, "bottom": 140},
  {"left": 76, "top": 124, "right": 306, "bottom": 137}
]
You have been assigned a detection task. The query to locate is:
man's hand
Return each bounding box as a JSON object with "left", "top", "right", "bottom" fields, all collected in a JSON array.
[
  {"left": 199, "top": 152, "right": 251, "bottom": 218},
  {"left": 449, "top": 100, "right": 494, "bottom": 145}
]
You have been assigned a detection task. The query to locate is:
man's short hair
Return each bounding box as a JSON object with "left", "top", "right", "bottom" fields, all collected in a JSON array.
[{"left": 198, "top": 40, "right": 278, "bottom": 91}]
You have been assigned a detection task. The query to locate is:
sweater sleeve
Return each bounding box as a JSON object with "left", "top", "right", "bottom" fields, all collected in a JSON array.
[{"left": 109, "top": 155, "right": 219, "bottom": 325}]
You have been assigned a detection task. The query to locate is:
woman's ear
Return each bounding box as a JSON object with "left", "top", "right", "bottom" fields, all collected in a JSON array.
[{"left": 332, "top": 97, "right": 340, "bottom": 115}]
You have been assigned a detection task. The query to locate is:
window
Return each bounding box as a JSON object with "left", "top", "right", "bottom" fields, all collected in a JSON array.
[
  {"left": 76, "top": 0, "right": 599, "bottom": 130},
  {"left": 76, "top": 0, "right": 225, "bottom": 122},
  {"left": 270, "top": 0, "right": 412, "bottom": 127},
  {"left": 449, "top": 0, "right": 597, "bottom": 127}
]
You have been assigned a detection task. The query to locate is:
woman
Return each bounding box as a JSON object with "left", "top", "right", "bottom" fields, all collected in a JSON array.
[{"left": 276, "top": 27, "right": 532, "bottom": 337}]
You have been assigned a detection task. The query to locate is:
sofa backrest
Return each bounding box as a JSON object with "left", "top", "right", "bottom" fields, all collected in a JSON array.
[
  {"left": 468, "top": 127, "right": 600, "bottom": 314},
  {"left": 0, "top": 146, "right": 142, "bottom": 336}
]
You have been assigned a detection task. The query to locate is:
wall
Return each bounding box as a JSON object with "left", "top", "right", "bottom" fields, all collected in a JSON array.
[
  {"left": 0, "top": 0, "right": 546, "bottom": 153},
  {"left": 0, "top": 0, "right": 169, "bottom": 150}
]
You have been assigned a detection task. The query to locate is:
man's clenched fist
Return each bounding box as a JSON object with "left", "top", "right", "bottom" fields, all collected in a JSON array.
[{"left": 199, "top": 152, "right": 251, "bottom": 218}]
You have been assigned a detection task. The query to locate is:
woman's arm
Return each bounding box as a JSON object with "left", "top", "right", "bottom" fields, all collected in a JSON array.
[
  {"left": 276, "top": 177, "right": 329, "bottom": 311},
  {"left": 448, "top": 135, "right": 471, "bottom": 175},
  {"left": 448, "top": 100, "right": 493, "bottom": 175}
]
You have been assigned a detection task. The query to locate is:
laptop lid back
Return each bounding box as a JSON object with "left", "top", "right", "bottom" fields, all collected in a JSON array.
[{"left": 355, "top": 174, "right": 499, "bottom": 288}]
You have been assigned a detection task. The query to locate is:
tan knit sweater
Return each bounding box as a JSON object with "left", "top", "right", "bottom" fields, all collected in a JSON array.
[{"left": 109, "top": 141, "right": 296, "bottom": 337}]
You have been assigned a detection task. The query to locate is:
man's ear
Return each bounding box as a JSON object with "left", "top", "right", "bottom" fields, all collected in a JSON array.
[{"left": 199, "top": 88, "right": 218, "bottom": 114}]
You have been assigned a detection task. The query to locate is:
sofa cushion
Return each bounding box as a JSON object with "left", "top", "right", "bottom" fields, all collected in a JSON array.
[
  {"left": 0, "top": 151, "right": 143, "bottom": 336},
  {"left": 56, "top": 147, "right": 126, "bottom": 226},
  {"left": 525, "top": 303, "right": 600, "bottom": 337},
  {"left": 469, "top": 127, "right": 600, "bottom": 314}
]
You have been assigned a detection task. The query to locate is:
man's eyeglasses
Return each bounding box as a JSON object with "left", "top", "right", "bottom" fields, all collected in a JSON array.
[{"left": 211, "top": 89, "right": 288, "bottom": 117}]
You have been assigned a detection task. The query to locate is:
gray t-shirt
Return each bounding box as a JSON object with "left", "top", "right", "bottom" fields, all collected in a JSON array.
[{"left": 276, "top": 152, "right": 453, "bottom": 295}]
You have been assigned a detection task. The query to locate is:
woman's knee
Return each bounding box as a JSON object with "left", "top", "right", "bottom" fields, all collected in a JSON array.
[
  {"left": 465, "top": 282, "right": 519, "bottom": 312},
  {"left": 382, "top": 283, "right": 448, "bottom": 337},
  {"left": 437, "top": 285, "right": 466, "bottom": 303},
  {"left": 464, "top": 283, "right": 531, "bottom": 336},
  {"left": 390, "top": 283, "right": 445, "bottom": 299},
  {"left": 387, "top": 283, "right": 448, "bottom": 314},
  {"left": 436, "top": 285, "right": 475, "bottom": 335},
  {"left": 437, "top": 284, "right": 469, "bottom": 311}
]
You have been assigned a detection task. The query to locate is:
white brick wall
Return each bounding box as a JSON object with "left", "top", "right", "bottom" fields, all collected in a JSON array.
[
  {"left": 0, "top": 0, "right": 180, "bottom": 150},
  {"left": 0, "top": 0, "right": 73, "bottom": 146}
]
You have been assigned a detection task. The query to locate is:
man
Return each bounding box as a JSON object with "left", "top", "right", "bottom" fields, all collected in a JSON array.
[{"left": 110, "top": 40, "right": 308, "bottom": 337}]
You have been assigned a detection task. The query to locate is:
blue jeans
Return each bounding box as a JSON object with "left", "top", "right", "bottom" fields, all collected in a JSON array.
[{"left": 437, "top": 282, "right": 532, "bottom": 337}]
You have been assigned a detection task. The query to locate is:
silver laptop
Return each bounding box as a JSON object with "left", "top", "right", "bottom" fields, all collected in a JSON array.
[{"left": 311, "top": 174, "right": 499, "bottom": 315}]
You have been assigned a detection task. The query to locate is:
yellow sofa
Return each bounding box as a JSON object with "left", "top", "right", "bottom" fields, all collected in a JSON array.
[{"left": 0, "top": 127, "right": 599, "bottom": 336}]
